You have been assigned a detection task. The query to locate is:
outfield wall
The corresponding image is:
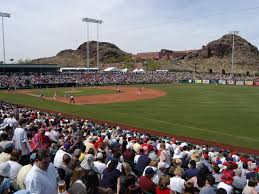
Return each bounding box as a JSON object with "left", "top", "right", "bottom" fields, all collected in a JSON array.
[{"left": 181, "top": 79, "right": 259, "bottom": 87}]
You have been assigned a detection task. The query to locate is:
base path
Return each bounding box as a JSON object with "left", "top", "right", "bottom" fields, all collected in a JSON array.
[{"left": 21, "top": 86, "right": 167, "bottom": 104}]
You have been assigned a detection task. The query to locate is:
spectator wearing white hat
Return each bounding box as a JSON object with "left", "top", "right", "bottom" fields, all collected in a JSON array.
[
  {"left": 80, "top": 154, "right": 99, "bottom": 174},
  {"left": 94, "top": 152, "right": 107, "bottom": 174},
  {"left": 152, "top": 161, "right": 170, "bottom": 185},
  {"left": 0, "top": 162, "right": 11, "bottom": 194}
]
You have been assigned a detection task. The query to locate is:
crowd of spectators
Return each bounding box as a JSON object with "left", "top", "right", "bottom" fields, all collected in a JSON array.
[
  {"left": 0, "top": 71, "right": 257, "bottom": 89},
  {"left": 0, "top": 101, "right": 259, "bottom": 194}
]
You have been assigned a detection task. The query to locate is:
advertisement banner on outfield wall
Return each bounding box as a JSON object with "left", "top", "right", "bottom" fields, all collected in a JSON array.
[
  {"left": 254, "top": 81, "right": 259, "bottom": 86},
  {"left": 195, "top": 80, "right": 202, "bottom": 84},
  {"left": 245, "top": 81, "right": 254, "bottom": 86},
  {"left": 236, "top": 81, "right": 244, "bottom": 85},
  {"left": 202, "top": 80, "right": 210, "bottom": 84},
  {"left": 209, "top": 80, "right": 218, "bottom": 84},
  {"left": 218, "top": 80, "right": 226, "bottom": 84},
  {"left": 227, "top": 80, "right": 235, "bottom": 85}
]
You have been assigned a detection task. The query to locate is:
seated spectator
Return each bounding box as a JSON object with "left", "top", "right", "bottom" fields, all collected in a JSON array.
[
  {"left": 32, "top": 128, "right": 51, "bottom": 150},
  {"left": 242, "top": 178, "right": 258, "bottom": 194},
  {"left": 0, "top": 132, "right": 14, "bottom": 153},
  {"left": 16, "top": 153, "right": 36, "bottom": 190},
  {"left": 62, "top": 154, "right": 73, "bottom": 190},
  {"left": 213, "top": 165, "right": 222, "bottom": 186},
  {"left": 8, "top": 149, "right": 22, "bottom": 186},
  {"left": 120, "top": 162, "right": 136, "bottom": 193},
  {"left": 124, "top": 174, "right": 136, "bottom": 191},
  {"left": 184, "top": 181, "right": 195, "bottom": 194},
  {"left": 183, "top": 160, "right": 199, "bottom": 180},
  {"left": 80, "top": 154, "right": 99, "bottom": 174},
  {"left": 125, "top": 184, "right": 142, "bottom": 194},
  {"left": 232, "top": 168, "right": 246, "bottom": 191},
  {"left": 217, "top": 172, "right": 234, "bottom": 194},
  {"left": 68, "top": 148, "right": 81, "bottom": 169},
  {"left": 53, "top": 148, "right": 72, "bottom": 168},
  {"left": 136, "top": 147, "right": 151, "bottom": 175},
  {"left": 169, "top": 166, "right": 185, "bottom": 193},
  {"left": 138, "top": 167, "right": 156, "bottom": 194},
  {"left": 199, "top": 175, "right": 216, "bottom": 194},
  {"left": 156, "top": 175, "right": 175, "bottom": 194},
  {"left": 246, "top": 163, "right": 257, "bottom": 180},
  {"left": 100, "top": 159, "right": 121, "bottom": 194},
  {"left": 93, "top": 152, "right": 106, "bottom": 174},
  {"left": 85, "top": 169, "right": 113, "bottom": 194},
  {"left": 0, "top": 143, "right": 13, "bottom": 163},
  {"left": 0, "top": 162, "right": 11, "bottom": 194},
  {"left": 68, "top": 167, "right": 87, "bottom": 194},
  {"left": 122, "top": 144, "right": 135, "bottom": 162},
  {"left": 216, "top": 188, "right": 227, "bottom": 194},
  {"left": 153, "top": 161, "right": 170, "bottom": 184}
]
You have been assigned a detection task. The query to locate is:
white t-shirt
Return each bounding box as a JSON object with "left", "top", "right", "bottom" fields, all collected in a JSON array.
[
  {"left": 53, "top": 149, "right": 71, "bottom": 168},
  {"left": 170, "top": 176, "right": 185, "bottom": 194},
  {"left": 93, "top": 161, "right": 107, "bottom": 174},
  {"left": 25, "top": 163, "right": 58, "bottom": 194},
  {"left": 13, "top": 127, "right": 32, "bottom": 156},
  {"left": 217, "top": 182, "right": 234, "bottom": 194},
  {"left": 8, "top": 160, "right": 22, "bottom": 183}
]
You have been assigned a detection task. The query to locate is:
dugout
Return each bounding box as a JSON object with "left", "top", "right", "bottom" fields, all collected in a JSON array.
[{"left": 0, "top": 64, "right": 60, "bottom": 73}]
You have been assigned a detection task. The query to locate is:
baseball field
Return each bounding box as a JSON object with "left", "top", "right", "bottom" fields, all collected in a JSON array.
[{"left": 1, "top": 83, "right": 259, "bottom": 153}]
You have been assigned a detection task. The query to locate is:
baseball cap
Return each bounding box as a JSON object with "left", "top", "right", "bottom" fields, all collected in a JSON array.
[
  {"left": 96, "top": 152, "right": 103, "bottom": 159},
  {"left": 145, "top": 167, "right": 156, "bottom": 176}
]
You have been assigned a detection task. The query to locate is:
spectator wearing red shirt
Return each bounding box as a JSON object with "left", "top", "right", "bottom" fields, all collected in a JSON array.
[
  {"left": 138, "top": 167, "right": 156, "bottom": 194},
  {"left": 156, "top": 175, "right": 175, "bottom": 194},
  {"left": 31, "top": 128, "right": 50, "bottom": 150}
]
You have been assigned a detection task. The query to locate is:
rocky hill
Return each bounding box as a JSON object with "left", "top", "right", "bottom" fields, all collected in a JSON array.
[
  {"left": 32, "top": 41, "right": 131, "bottom": 67},
  {"left": 171, "top": 34, "right": 259, "bottom": 74}
]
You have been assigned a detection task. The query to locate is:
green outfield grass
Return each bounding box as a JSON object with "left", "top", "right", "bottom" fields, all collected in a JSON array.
[
  {"left": 29, "top": 87, "right": 113, "bottom": 97},
  {"left": 1, "top": 84, "right": 259, "bottom": 149}
]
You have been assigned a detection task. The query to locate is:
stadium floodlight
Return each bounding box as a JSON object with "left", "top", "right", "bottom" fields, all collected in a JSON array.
[
  {"left": 82, "top": 18, "right": 103, "bottom": 24},
  {"left": 82, "top": 17, "right": 103, "bottom": 69},
  {"left": 229, "top": 30, "right": 239, "bottom": 72},
  {"left": 0, "top": 12, "right": 11, "bottom": 64}
]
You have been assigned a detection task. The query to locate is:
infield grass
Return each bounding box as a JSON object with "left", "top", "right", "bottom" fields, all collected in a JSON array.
[{"left": 1, "top": 83, "right": 259, "bottom": 149}]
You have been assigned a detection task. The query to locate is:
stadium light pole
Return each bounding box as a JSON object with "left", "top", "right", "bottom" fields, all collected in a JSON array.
[
  {"left": 0, "top": 12, "right": 11, "bottom": 64},
  {"left": 82, "top": 18, "right": 103, "bottom": 69},
  {"left": 229, "top": 30, "right": 239, "bottom": 72}
]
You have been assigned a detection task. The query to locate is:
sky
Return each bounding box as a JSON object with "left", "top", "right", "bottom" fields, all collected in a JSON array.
[{"left": 1, "top": 0, "right": 259, "bottom": 61}]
